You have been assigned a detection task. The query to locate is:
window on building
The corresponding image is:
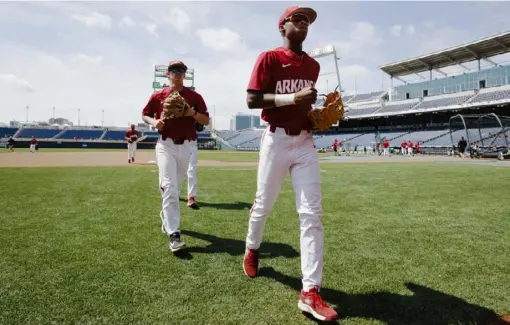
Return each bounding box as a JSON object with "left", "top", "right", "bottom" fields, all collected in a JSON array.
[
  {"left": 423, "top": 89, "right": 428, "bottom": 97},
  {"left": 479, "top": 80, "right": 486, "bottom": 89}
]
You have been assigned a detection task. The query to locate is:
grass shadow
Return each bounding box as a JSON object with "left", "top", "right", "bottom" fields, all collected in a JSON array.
[
  {"left": 258, "top": 267, "right": 508, "bottom": 325},
  {"left": 179, "top": 198, "right": 252, "bottom": 210},
  {"left": 180, "top": 230, "right": 299, "bottom": 258}
]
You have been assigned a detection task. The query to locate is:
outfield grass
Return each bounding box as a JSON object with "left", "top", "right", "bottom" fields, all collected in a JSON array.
[{"left": 0, "top": 163, "right": 509, "bottom": 325}]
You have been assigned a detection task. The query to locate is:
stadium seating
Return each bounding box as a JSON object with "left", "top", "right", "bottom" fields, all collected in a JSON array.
[
  {"left": 468, "top": 87, "right": 510, "bottom": 104},
  {"left": 413, "top": 92, "right": 475, "bottom": 110},
  {"left": 347, "top": 91, "right": 385, "bottom": 103},
  {"left": 16, "top": 128, "right": 61, "bottom": 139},
  {"left": 376, "top": 98, "right": 420, "bottom": 114},
  {"left": 345, "top": 105, "right": 381, "bottom": 117},
  {"left": 102, "top": 130, "right": 126, "bottom": 141},
  {"left": 56, "top": 129, "right": 104, "bottom": 140},
  {"left": 0, "top": 127, "right": 19, "bottom": 138}
]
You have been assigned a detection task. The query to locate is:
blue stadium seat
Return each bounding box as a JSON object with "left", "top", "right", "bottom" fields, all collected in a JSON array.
[
  {"left": 56, "top": 129, "right": 104, "bottom": 140},
  {"left": 16, "top": 128, "right": 61, "bottom": 139},
  {"left": 0, "top": 127, "right": 18, "bottom": 138}
]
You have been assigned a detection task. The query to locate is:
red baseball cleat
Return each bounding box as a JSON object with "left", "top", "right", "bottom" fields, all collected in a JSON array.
[
  {"left": 243, "top": 248, "right": 259, "bottom": 278},
  {"left": 187, "top": 196, "right": 199, "bottom": 210},
  {"left": 298, "top": 287, "right": 338, "bottom": 321}
]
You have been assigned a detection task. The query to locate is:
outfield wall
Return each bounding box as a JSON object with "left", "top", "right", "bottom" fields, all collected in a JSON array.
[{"left": 5, "top": 139, "right": 218, "bottom": 150}]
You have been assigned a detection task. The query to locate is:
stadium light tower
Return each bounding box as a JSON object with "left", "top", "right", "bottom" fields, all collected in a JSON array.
[{"left": 307, "top": 44, "right": 343, "bottom": 94}]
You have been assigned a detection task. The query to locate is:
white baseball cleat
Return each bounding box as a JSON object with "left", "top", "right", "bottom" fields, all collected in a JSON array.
[{"left": 168, "top": 232, "right": 186, "bottom": 252}]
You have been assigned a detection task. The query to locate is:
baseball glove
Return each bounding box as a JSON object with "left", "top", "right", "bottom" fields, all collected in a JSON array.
[
  {"left": 307, "top": 91, "right": 345, "bottom": 131},
  {"left": 163, "top": 91, "right": 190, "bottom": 119}
]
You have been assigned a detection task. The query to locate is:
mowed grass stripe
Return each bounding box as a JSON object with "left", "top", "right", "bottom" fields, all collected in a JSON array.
[{"left": 0, "top": 164, "right": 509, "bottom": 325}]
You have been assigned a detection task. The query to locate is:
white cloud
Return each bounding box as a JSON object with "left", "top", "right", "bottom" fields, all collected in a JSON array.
[
  {"left": 196, "top": 28, "right": 243, "bottom": 52},
  {"left": 0, "top": 74, "right": 35, "bottom": 93},
  {"left": 71, "top": 54, "right": 103, "bottom": 65},
  {"left": 406, "top": 24, "right": 416, "bottom": 36},
  {"left": 390, "top": 25, "right": 403, "bottom": 38},
  {"left": 72, "top": 11, "right": 112, "bottom": 30},
  {"left": 143, "top": 23, "right": 159, "bottom": 37},
  {"left": 164, "top": 8, "right": 191, "bottom": 33},
  {"left": 119, "top": 16, "right": 136, "bottom": 28}
]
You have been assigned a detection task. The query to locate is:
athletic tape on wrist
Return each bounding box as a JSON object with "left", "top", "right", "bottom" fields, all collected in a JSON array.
[{"left": 274, "top": 94, "right": 296, "bottom": 107}]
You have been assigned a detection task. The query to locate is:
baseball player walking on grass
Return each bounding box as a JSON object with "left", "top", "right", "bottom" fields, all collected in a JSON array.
[
  {"left": 242, "top": 5, "right": 342, "bottom": 322},
  {"left": 141, "top": 60, "right": 209, "bottom": 253},
  {"left": 125, "top": 124, "right": 139, "bottom": 163}
]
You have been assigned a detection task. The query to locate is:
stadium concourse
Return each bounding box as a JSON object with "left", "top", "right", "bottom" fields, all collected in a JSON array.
[{"left": 1, "top": 31, "right": 510, "bottom": 160}]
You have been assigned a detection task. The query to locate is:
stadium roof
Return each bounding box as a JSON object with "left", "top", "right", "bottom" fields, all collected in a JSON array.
[{"left": 380, "top": 30, "right": 510, "bottom": 78}]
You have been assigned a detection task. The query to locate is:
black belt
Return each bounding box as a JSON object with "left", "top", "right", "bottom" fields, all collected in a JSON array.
[{"left": 269, "top": 125, "right": 311, "bottom": 136}]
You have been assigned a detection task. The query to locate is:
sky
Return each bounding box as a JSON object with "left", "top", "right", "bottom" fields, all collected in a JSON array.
[{"left": 1, "top": 1, "right": 509, "bottom": 130}]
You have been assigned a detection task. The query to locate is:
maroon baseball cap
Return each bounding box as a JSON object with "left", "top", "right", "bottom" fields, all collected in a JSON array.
[
  {"left": 167, "top": 60, "right": 187, "bottom": 71},
  {"left": 278, "top": 5, "right": 317, "bottom": 28}
]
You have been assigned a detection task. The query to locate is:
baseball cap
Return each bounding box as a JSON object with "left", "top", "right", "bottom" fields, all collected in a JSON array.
[
  {"left": 278, "top": 5, "right": 317, "bottom": 29},
  {"left": 167, "top": 60, "right": 187, "bottom": 72}
]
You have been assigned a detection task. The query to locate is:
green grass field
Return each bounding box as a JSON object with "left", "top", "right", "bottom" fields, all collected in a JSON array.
[{"left": 0, "top": 162, "right": 509, "bottom": 325}]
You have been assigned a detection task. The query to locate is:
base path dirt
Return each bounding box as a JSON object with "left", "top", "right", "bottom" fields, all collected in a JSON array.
[
  {"left": 1, "top": 151, "right": 509, "bottom": 168},
  {"left": 0, "top": 152, "right": 258, "bottom": 168}
]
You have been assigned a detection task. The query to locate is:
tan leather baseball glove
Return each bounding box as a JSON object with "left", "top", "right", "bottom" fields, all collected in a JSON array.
[
  {"left": 307, "top": 91, "right": 345, "bottom": 131},
  {"left": 163, "top": 91, "right": 190, "bottom": 119}
]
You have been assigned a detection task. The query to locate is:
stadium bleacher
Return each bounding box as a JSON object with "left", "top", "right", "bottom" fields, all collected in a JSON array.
[
  {"left": 0, "top": 127, "right": 19, "bottom": 137},
  {"left": 413, "top": 91, "right": 475, "bottom": 110},
  {"left": 56, "top": 129, "right": 104, "bottom": 140},
  {"left": 16, "top": 128, "right": 61, "bottom": 139}
]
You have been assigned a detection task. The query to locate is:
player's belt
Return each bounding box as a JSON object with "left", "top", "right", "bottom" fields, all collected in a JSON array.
[{"left": 269, "top": 125, "right": 311, "bottom": 136}]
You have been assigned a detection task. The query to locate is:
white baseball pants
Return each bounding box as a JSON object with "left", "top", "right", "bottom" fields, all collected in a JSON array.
[
  {"left": 128, "top": 142, "right": 137, "bottom": 160},
  {"left": 245, "top": 127, "right": 324, "bottom": 291},
  {"left": 156, "top": 137, "right": 191, "bottom": 235},
  {"left": 30, "top": 144, "right": 36, "bottom": 153},
  {"left": 187, "top": 140, "right": 198, "bottom": 198}
]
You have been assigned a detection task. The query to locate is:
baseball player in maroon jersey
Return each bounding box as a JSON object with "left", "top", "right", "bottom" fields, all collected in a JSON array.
[
  {"left": 141, "top": 60, "right": 210, "bottom": 252},
  {"left": 125, "top": 124, "right": 139, "bottom": 163},
  {"left": 29, "top": 136, "right": 37, "bottom": 153},
  {"left": 242, "top": 5, "right": 338, "bottom": 321}
]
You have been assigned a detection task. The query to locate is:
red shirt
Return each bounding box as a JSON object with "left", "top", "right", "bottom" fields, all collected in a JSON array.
[
  {"left": 383, "top": 141, "right": 389, "bottom": 148},
  {"left": 142, "top": 87, "right": 209, "bottom": 140},
  {"left": 247, "top": 46, "right": 320, "bottom": 130},
  {"left": 125, "top": 130, "right": 138, "bottom": 140},
  {"left": 408, "top": 141, "right": 413, "bottom": 148},
  {"left": 401, "top": 141, "right": 407, "bottom": 148},
  {"left": 30, "top": 139, "right": 37, "bottom": 145}
]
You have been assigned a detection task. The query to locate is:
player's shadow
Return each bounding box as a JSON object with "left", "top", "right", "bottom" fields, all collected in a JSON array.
[
  {"left": 258, "top": 267, "right": 508, "bottom": 325},
  {"left": 179, "top": 198, "right": 252, "bottom": 210},
  {"left": 180, "top": 230, "right": 299, "bottom": 259}
]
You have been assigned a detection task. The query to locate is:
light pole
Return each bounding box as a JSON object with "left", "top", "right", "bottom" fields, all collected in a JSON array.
[
  {"left": 78, "top": 108, "right": 81, "bottom": 126},
  {"left": 26, "top": 105, "right": 29, "bottom": 122},
  {"left": 52, "top": 107, "right": 55, "bottom": 121},
  {"left": 101, "top": 109, "right": 104, "bottom": 127}
]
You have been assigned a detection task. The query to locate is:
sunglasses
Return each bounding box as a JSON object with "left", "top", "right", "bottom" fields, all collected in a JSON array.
[
  {"left": 284, "top": 13, "right": 310, "bottom": 24},
  {"left": 168, "top": 67, "right": 187, "bottom": 74}
]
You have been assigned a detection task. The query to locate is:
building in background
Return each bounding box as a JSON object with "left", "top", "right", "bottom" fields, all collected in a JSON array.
[{"left": 230, "top": 113, "right": 261, "bottom": 131}]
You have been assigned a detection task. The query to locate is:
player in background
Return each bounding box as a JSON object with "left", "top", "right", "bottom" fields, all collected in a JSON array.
[
  {"left": 332, "top": 138, "right": 338, "bottom": 156},
  {"left": 400, "top": 140, "right": 407, "bottom": 155},
  {"left": 407, "top": 140, "right": 414, "bottom": 156},
  {"left": 29, "top": 136, "right": 37, "bottom": 153},
  {"left": 125, "top": 124, "right": 139, "bottom": 163},
  {"left": 187, "top": 136, "right": 199, "bottom": 209},
  {"left": 382, "top": 139, "right": 390, "bottom": 156},
  {"left": 141, "top": 60, "right": 209, "bottom": 252},
  {"left": 7, "top": 136, "right": 15, "bottom": 152},
  {"left": 242, "top": 5, "right": 338, "bottom": 322}
]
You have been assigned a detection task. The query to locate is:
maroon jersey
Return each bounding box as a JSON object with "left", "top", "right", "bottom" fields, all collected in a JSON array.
[
  {"left": 247, "top": 46, "right": 320, "bottom": 130},
  {"left": 30, "top": 138, "right": 37, "bottom": 145},
  {"left": 125, "top": 130, "right": 138, "bottom": 140},
  {"left": 142, "top": 87, "right": 209, "bottom": 140}
]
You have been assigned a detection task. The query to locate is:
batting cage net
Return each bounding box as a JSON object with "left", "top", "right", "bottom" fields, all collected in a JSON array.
[{"left": 449, "top": 113, "right": 510, "bottom": 158}]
